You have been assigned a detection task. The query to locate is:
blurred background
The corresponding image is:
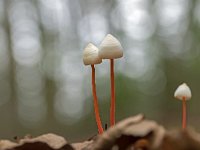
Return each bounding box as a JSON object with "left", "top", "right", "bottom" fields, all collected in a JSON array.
[{"left": 0, "top": 0, "right": 200, "bottom": 142}]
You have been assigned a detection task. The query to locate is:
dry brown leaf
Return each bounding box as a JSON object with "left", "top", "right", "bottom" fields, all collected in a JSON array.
[
  {"left": 83, "top": 114, "right": 165, "bottom": 150},
  {"left": 0, "top": 133, "right": 74, "bottom": 150},
  {"left": 72, "top": 140, "right": 93, "bottom": 150},
  {"left": 158, "top": 129, "right": 200, "bottom": 150},
  {"left": 0, "top": 140, "right": 18, "bottom": 150},
  {"left": 19, "top": 133, "right": 67, "bottom": 149}
]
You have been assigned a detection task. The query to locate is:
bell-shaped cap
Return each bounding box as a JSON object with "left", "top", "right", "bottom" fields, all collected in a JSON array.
[
  {"left": 99, "top": 34, "right": 123, "bottom": 59},
  {"left": 174, "top": 83, "right": 192, "bottom": 100},
  {"left": 83, "top": 43, "right": 102, "bottom": 65}
]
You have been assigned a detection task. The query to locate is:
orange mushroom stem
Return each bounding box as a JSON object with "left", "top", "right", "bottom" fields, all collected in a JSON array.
[
  {"left": 110, "top": 59, "right": 115, "bottom": 126},
  {"left": 91, "top": 65, "right": 104, "bottom": 134},
  {"left": 182, "top": 96, "right": 186, "bottom": 129}
]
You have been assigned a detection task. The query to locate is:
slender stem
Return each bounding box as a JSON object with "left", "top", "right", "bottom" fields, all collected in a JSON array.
[
  {"left": 182, "top": 96, "right": 187, "bottom": 129},
  {"left": 110, "top": 59, "right": 115, "bottom": 126},
  {"left": 91, "top": 65, "right": 104, "bottom": 134}
]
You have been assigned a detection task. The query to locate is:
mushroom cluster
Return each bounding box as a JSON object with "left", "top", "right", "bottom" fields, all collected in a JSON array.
[
  {"left": 83, "top": 34, "right": 123, "bottom": 134},
  {"left": 83, "top": 34, "right": 193, "bottom": 134}
]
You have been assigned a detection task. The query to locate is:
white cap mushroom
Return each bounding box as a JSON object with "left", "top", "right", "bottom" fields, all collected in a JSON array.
[
  {"left": 98, "top": 34, "right": 123, "bottom": 126},
  {"left": 99, "top": 34, "right": 123, "bottom": 59},
  {"left": 174, "top": 83, "right": 192, "bottom": 100},
  {"left": 83, "top": 43, "right": 102, "bottom": 65},
  {"left": 83, "top": 43, "right": 104, "bottom": 134},
  {"left": 174, "top": 83, "right": 191, "bottom": 129}
]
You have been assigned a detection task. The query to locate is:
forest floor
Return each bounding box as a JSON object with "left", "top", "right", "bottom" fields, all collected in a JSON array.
[{"left": 0, "top": 114, "right": 200, "bottom": 150}]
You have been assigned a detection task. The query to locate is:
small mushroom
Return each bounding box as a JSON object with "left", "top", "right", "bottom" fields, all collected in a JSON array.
[
  {"left": 83, "top": 43, "right": 104, "bottom": 134},
  {"left": 174, "top": 83, "right": 192, "bottom": 129},
  {"left": 99, "top": 34, "right": 123, "bottom": 126}
]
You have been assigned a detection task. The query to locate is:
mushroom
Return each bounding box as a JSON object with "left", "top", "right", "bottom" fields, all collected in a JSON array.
[
  {"left": 174, "top": 83, "right": 192, "bottom": 129},
  {"left": 83, "top": 43, "right": 104, "bottom": 134},
  {"left": 99, "top": 34, "right": 123, "bottom": 126}
]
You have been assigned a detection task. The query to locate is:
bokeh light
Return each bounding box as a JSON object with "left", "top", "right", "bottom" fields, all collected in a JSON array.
[{"left": 0, "top": 0, "right": 199, "bottom": 141}]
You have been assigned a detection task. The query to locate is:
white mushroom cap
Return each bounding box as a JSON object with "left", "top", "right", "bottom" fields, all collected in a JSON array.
[
  {"left": 99, "top": 34, "right": 123, "bottom": 59},
  {"left": 83, "top": 43, "right": 102, "bottom": 65},
  {"left": 174, "top": 83, "right": 192, "bottom": 100}
]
